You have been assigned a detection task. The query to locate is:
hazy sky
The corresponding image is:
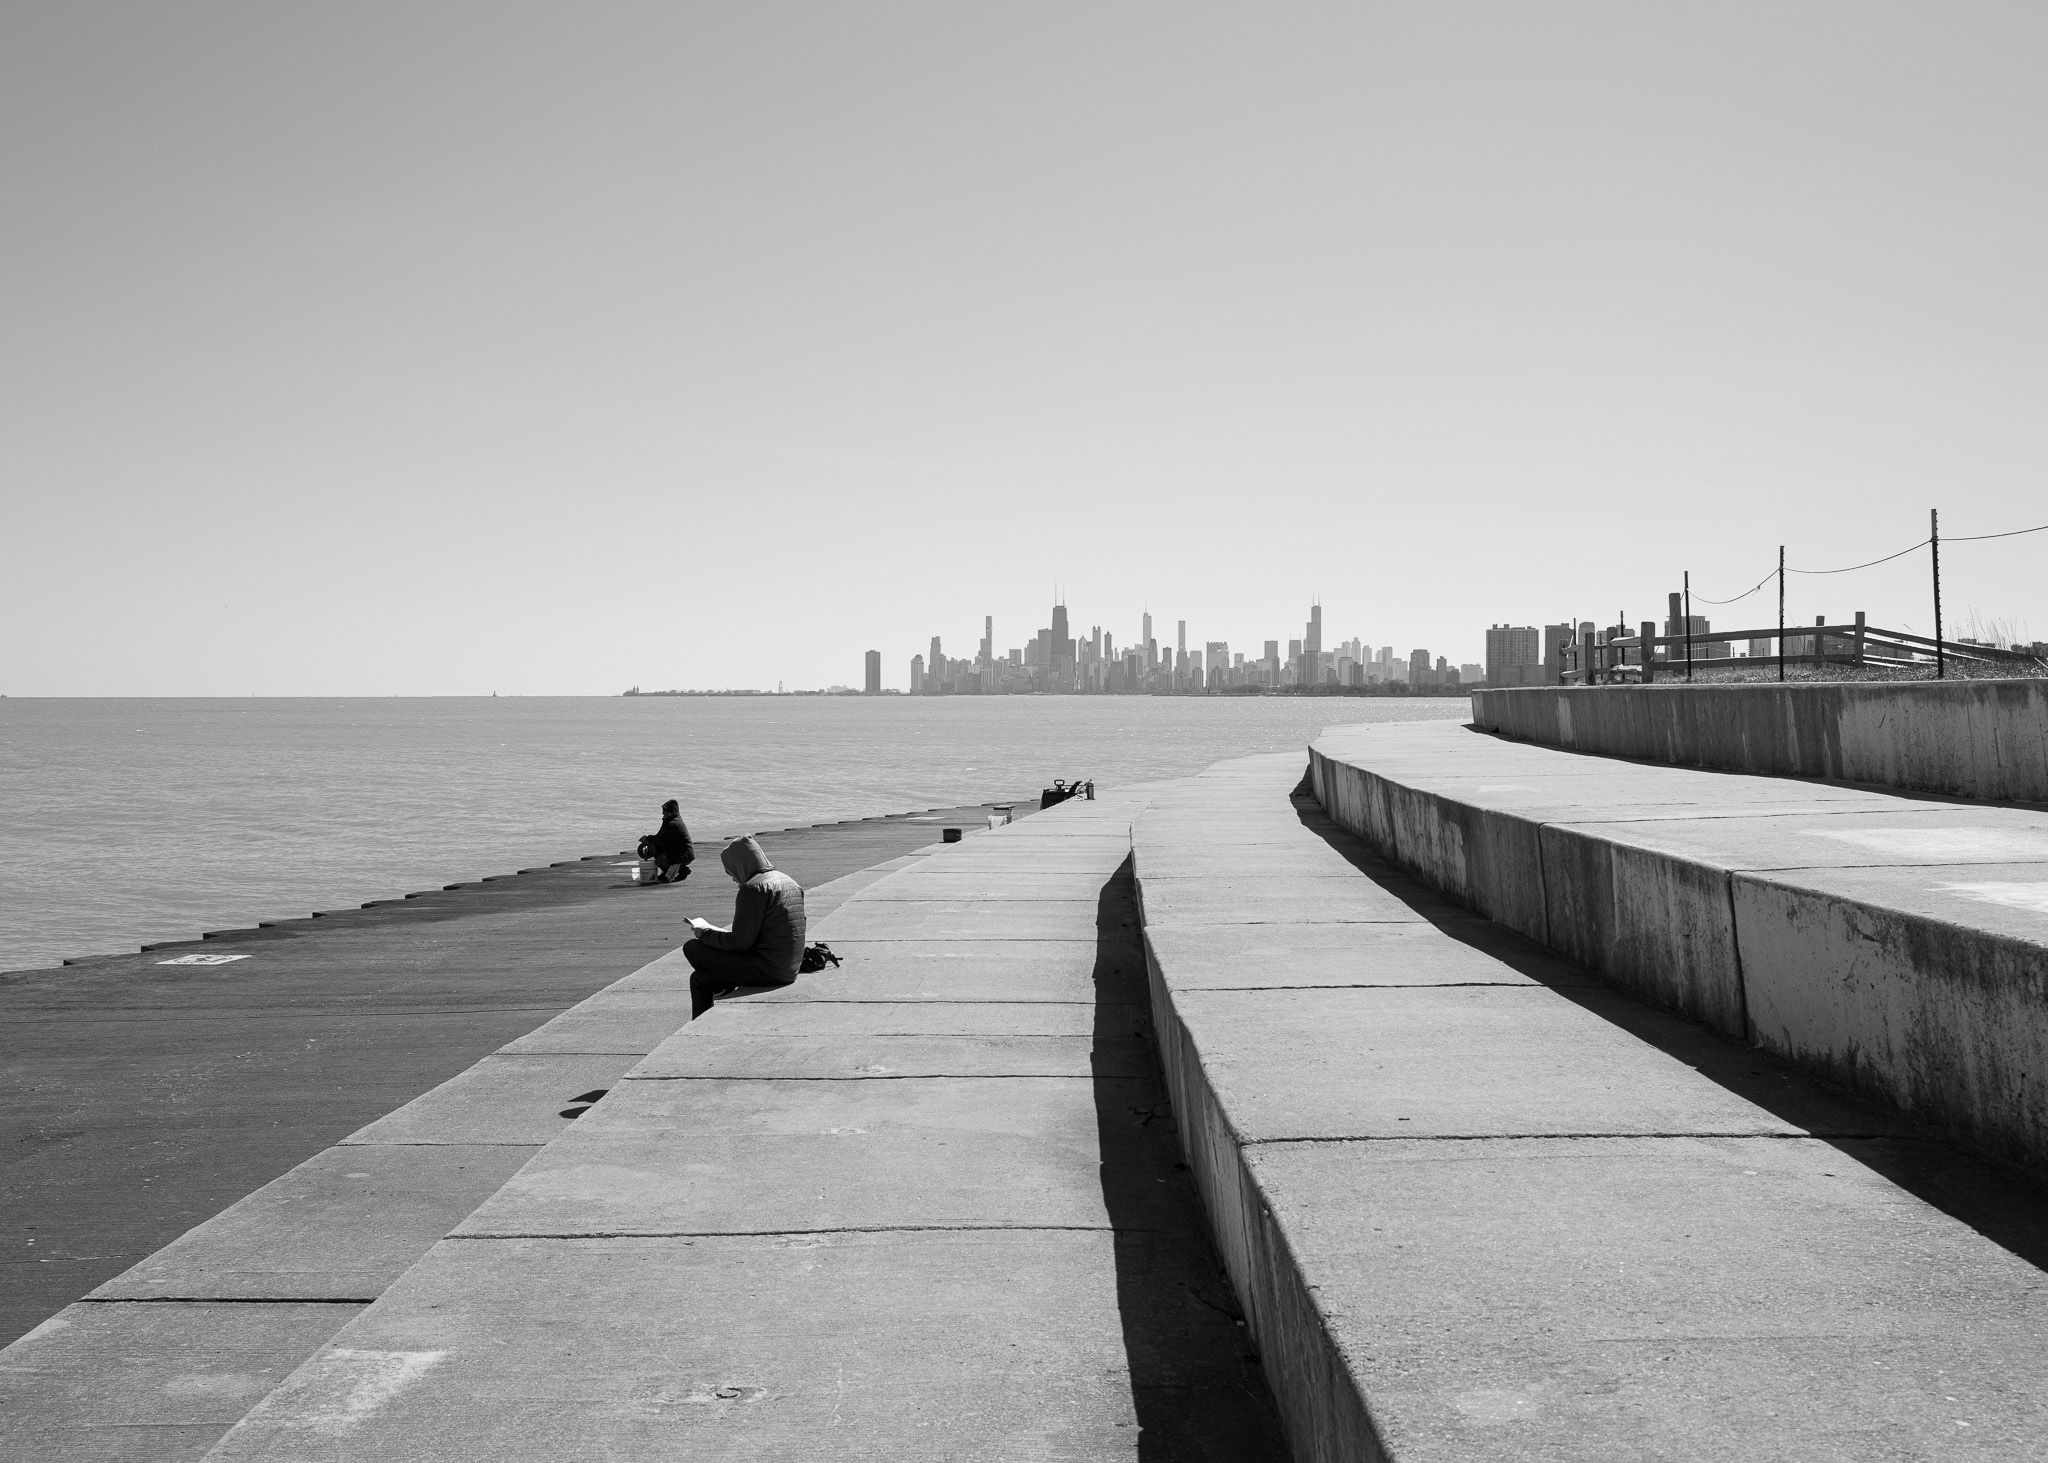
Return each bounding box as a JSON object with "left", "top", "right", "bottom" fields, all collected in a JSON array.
[{"left": 5, "top": 3, "right": 2044, "bottom": 694}]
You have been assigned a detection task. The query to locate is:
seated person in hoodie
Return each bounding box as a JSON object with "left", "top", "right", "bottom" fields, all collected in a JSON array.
[
  {"left": 644, "top": 799, "right": 694, "bottom": 883},
  {"left": 683, "top": 835, "right": 807, "bottom": 1018}
]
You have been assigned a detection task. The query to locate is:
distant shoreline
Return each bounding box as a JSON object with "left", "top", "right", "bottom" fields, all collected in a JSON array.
[{"left": 620, "top": 686, "right": 1472, "bottom": 699}]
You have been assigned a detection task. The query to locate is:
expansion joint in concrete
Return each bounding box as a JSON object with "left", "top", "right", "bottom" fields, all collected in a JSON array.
[
  {"left": 447, "top": 1223, "right": 1152, "bottom": 1241},
  {"left": 618, "top": 1065, "right": 1114, "bottom": 1073},
  {"left": 1242, "top": 1130, "right": 1901, "bottom": 1147},
  {"left": 74, "top": 1295, "right": 374, "bottom": 1306},
  {"left": 334, "top": 1139, "right": 546, "bottom": 1147}
]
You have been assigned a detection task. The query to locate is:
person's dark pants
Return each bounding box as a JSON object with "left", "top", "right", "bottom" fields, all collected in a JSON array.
[{"left": 683, "top": 939, "right": 791, "bottom": 1018}]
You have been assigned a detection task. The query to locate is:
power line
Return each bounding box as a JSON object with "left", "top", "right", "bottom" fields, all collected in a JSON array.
[
  {"left": 1787, "top": 539, "right": 1930, "bottom": 575},
  {"left": 1691, "top": 571, "right": 1775, "bottom": 606},
  {"left": 1687, "top": 513, "right": 2041, "bottom": 607},
  {"left": 1949, "top": 520, "right": 2048, "bottom": 543}
]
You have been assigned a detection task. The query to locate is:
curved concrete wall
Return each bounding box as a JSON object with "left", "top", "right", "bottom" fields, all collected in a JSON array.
[
  {"left": 1309, "top": 724, "right": 2048, "bottom": 1172},
  {"left": 1469, "top": 680, "right": 2048, "bottom": 803}
]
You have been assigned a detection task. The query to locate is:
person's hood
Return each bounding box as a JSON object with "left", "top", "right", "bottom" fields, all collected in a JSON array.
[{"left": 721, "top": 836, "right": 773, "bottom": 882}]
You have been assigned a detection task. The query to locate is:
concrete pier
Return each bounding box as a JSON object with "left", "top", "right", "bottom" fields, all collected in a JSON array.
[
  {"left": 0, "top": 803, "right": 1053, "bottom": 1459},
  {"left": 6, "top": 792, "right": 1284, "bottom": 1460},
  {"left": 11, "top": 734, "right": 2048, "bottom": 1459}
]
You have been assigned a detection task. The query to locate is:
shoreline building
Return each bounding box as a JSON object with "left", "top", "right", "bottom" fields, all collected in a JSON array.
[
  {"left": 1485, "top": 624, "right": 1542, "bottom": 687},
  {"left": 864, "top": 650, "right": 881, "bottom": 695}
]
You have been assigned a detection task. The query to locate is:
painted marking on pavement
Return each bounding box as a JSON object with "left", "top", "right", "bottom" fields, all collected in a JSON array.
[
  {"left": 1935, "top": 882, "right": 2048, "bottom": 916},
  {"left": 1802, "top": 827, "right": 2048, "bottom": 862}
]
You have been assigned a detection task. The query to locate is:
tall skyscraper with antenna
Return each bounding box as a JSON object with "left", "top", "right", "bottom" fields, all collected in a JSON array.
[{"left": 1305, "top": 600, "right": 1323, "bottom": 686}]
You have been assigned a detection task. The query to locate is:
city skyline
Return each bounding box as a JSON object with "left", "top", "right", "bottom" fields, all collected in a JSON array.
[{"left": 900, "top": 595, "right": 1480, "bottom": 696}]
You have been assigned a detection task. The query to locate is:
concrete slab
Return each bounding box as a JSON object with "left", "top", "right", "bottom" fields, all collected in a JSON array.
[
  {"left": 493, "top": 989, "right": 695, "bottom": 1054},
  {"left": 1135, "top": 843, "right": 1369, "bottom": 879},
  {"left": 846, "top": 872, "right": 1126, "bottom": 901},
  {"left": 88, "top": 1145, "right": 538, "bottom": 1302},
  {"left": 1169, "top": 985, "right": 1901, "bottom": 1141},
  {"left": 204, "top": 1231, "right": 1281, "bottom": 1463},
  {"left": 454, "top": 1073, "right": 1183, "bottom": 1237},
  {"left": 628, "top": 1032, "right": 1149, "bottom": 1080},
  {"left": 735, "top": 938, "right": 1134, "bottom": 1003},
  {"left": 1144, "top": 922, "right": 1577, "bottom": 990},
  {"left": 1139, "top": 875, "right": 1426, "bottom": 926},
  {"left": 704, "top": 1000, "right": 1106, "bottom": 1037},
  {"left": 1552, "top": 805, "right": 2048, "bottom": 872},
  {"left": 0, "top": 1301, "right": 363, "bottom": 1463},
  {"left": 818, "top": 899, "right": 1125, "bottom": 942},
  {"left": 340, "top": 1055, "right": 640, "bottom": 1146},
  {"left": 1244, "top": 1135, "right": 2048, "bottom": 1462},
  {"left": 1747, "top": 858, "right": 2048, "bottom": 943}
]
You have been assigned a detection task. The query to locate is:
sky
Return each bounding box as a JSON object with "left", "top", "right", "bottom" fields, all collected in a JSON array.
[{"left": 4, "top": 2, "right": 2044, "bottom": 694}]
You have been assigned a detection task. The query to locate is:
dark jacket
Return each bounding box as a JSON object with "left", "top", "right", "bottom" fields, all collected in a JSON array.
[
  {"left": 694, "top": 836, "right": 806, "bottom": 981},
  {"left": 651, "top": 815, "right": 694, "bottom": 866}
]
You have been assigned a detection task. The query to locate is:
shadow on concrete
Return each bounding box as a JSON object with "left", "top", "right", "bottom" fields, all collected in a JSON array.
[
  {"left": 1287, "top": 790, "right": 2048, "bottom": 1276},
  {"left": 1091, "top": 857, "right": 1289, "bottom": 1462}
]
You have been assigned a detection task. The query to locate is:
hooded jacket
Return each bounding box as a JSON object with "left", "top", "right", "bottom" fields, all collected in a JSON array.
[
  {"left": 651, "top": 813, "right": 694, "bottom": 866},
  {"left": 692, "top": 835, "right": 807, "bottom": 980}
]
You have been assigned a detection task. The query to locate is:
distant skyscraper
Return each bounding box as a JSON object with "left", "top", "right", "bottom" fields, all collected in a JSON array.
[
  {"left": 1264, "top": 640, "right": 1279, "bottom": 685},
  {"left": 980, "top": 616, "right": 993, "bottom": 664},
  {"left": 1542, "top": 623, "right": 1575, "bottom": 684},
  {"left": 1177, "top": 620, "right": 1186, "bottom": 660},
  {"left": 1142, "top": 611, "right": 1154, "bottom": 670},
  {"left": 1050, "top": 601, "right": 1075, "bottom": 688},
  {"left": 1305, "top": 601, "right": 1322, "bottom": 685},
  {"left": 910, "top": 654, "right": 926, "bottom": 694},
  {"left": 929, "top": 635, "right": 943, "bottom": 676},
  {"left": 864, "top": 650, "right": 881, "bottom": 695},
  {"left": 1485, "top": 624, "right": 1541, "bottom": 686},
  {"left": 1410, "top": 648, "right": 1431, "bottom": 683}
]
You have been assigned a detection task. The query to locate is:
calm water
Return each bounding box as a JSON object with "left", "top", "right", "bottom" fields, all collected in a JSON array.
[{"left": 0, "top": 695, "right": 1462, "bottom": 971}]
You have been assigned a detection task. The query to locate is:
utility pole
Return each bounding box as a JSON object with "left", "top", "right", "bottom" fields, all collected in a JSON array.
[
  {"left": 1931, "top": 508, "right": 1946, "bottom": 680},
  {"left": 1684, "top": 572, "right": 1694, "bottom": 682},
  {"left": 1777, "top": 546, "right": 1786, "bottom": 683}
]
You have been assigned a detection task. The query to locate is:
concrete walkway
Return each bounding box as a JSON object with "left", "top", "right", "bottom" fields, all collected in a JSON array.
[
  {"left": 1136, "top": 744, "right": 2048, "bottom": 1461},
  {"left": 186, "top": 789, "right": 1285, "bottom": 1460},
  {"left": 0, "top": 804, "right": 1025, "bottom": 1461}
]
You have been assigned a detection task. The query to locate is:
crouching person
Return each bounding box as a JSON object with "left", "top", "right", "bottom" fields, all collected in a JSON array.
[{"left": 683, "top": 836, "right": 806, "bottom": 1019}]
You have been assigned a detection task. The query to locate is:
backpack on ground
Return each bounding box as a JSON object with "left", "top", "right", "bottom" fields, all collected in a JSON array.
[{"left": 799, "top": 942, "right": 840, "bottom": 973}]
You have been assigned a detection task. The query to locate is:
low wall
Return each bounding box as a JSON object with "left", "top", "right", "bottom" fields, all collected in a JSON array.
[
  {"left": 1309, "top": 728, "right": 2048, "bottom": 1172},
  {"left": 1469, "top": 680, "right": 2048, "bottom": 803}
]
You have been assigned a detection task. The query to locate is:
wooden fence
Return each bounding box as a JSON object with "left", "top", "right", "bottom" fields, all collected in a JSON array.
[{"left": 1560, "top": 611, "right": 2044, "bottom": 683}]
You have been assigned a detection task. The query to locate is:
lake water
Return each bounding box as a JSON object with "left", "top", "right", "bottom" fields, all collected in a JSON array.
[{"left": 0, "top": 695, "right": 1463, "bottom": 972}]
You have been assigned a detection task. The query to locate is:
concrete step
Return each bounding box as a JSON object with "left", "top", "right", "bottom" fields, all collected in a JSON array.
[
  {"left": 189, "top": 791, "right": 1289, "bottom": 1460},
  {"left": 1135, "top": 745, "right": 2048, "bottom": 1461}
]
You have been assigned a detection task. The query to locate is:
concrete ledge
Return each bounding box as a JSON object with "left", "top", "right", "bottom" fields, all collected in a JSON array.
[
  {"left": 1471, "top": 680, "right": 2048, "bottom": 803},
  {"left": 1308, "top": 721, "right": 2048, "bottom": 1169},
  {"left": 1135, "top": 743, "right": 2048, "bottom": 1459}
]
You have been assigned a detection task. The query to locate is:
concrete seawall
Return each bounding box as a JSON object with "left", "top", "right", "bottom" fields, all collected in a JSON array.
[
  {"left": 1470, "top": 680, "right": 2048, "bottom": 803},
  {"left": 1308, "top": 720, "right": 2048, "bottom": 1172}
]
